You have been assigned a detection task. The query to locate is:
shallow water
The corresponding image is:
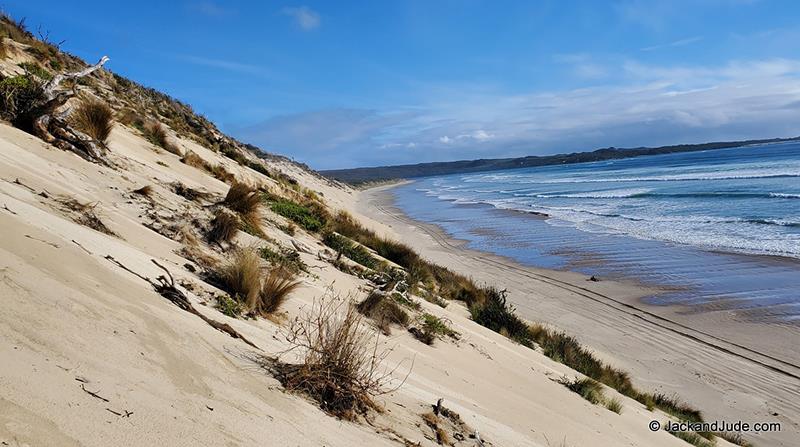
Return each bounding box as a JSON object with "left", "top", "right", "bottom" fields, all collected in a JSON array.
[{"left": 392, "top": 143, "right": 800, "bottom": 321}]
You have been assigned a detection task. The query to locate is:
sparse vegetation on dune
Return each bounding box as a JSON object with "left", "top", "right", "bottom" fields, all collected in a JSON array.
[
  {"left": 71, "top": 98, "right": 114, "bottom": 145},
  {"left": 267, "top": 196, "right": 328, "bottom": 232},
  {"left": 259, "top": 245, "right": 308, "bottom": 274},
  {"left": 274, "top": 295, "right": 402, "bottom": 420},
  {"left": 356, "top": 290, "right": 409, "bottom": 334},
  {"left": 409, "top": 313, "right": 459, "bottom": 345}
]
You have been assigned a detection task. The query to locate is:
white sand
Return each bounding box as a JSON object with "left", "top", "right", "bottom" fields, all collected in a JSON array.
[{"left": 0, "top": 122, "right": 744, "bottom": 446}]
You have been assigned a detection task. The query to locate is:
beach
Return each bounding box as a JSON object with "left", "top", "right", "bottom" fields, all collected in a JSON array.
[{"left": 358, "top": 182, "right": 800, "bottom": 447}]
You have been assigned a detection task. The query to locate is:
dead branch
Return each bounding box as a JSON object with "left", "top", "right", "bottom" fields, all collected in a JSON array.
[
  {"left": 104, "top": 256, "right": 260, "bottom": 350},
  {"left": 80, "top": 383, "right": 109, "bottom": 402}
]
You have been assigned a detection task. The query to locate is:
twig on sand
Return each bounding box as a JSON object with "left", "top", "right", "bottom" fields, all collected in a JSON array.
[
  {"left": 2, "top": 204, "right": 16, "bottom": 215},
  {"left": 72, "top": 239, "right": 92, "bottom": 254},
  {"left": 104, "top": 256, "right": 260, "bottom": 350},
  {"left": 25, "top": 234, "right": 59, "bottom": 248},
  {"left": 106, "top": 408, "right": 133, "bottom": 418},
  {"left": 81, "top": 384, "right": 109, "bottom": 402}
]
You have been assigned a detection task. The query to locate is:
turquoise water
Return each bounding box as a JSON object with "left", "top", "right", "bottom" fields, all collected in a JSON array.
[{"left": 392, "top": 142, "right": 800, "bottom": 320}]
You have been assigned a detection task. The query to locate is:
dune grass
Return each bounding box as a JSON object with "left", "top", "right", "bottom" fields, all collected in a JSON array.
[
  {"left": 357, "top": 290, "right": 409, "bottom": 334},
  {"left": 268, "top": 196, "right": 327, "bottom": 232},
  {"left": 143, "top": 122, "right": 180, "bottom": 155},
  {"left": 219, "top": 248, "right": 262, "bottom": 306},
  {"left": 71, "top": 98, "right": 114, "bottom": 145},
  {"left": 249, "top": 267, "right": 300, "bottom": 315},
  {"left": 208, "top": 209, "right": 239, "bottom": 243}
]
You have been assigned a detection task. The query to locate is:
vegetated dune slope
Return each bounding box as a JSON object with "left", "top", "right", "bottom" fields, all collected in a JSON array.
[
  {"left": 0, "top": 23, "right": 729, "bottom": 447},
  {"left": 0, "top": 123, "right": 724, "bottom": 447}
]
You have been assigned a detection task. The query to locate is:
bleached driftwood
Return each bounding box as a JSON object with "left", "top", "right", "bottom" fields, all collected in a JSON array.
[{"left": 30, "top": 56, "right": 111, "bottom": 164}]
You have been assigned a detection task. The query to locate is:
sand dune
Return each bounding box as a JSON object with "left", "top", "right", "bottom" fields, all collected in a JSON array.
[{"left": 0, "top": 121, "right": 737, "bottom": 446}]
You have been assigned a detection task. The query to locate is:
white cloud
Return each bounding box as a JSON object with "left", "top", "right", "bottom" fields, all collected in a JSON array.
[
  {"left": 640, "top": 36, "right": 703, "bottom": 52},
  {"left": 234, "top": 57, "right": 800, "bottom": 169},
  {"left": 178, "top": 54, "right": 269, "bottom": 76},
  {"left": 282, "top": 6, "right": 321, "bottom": 30}
]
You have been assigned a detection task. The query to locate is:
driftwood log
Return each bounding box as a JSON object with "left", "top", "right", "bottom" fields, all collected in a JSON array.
[{"left": 28, "top": 56, "right": 111, "bottom": 163}]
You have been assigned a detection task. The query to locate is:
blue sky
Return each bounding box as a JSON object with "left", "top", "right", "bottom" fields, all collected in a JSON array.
[{"left": 7, "top": 1, "right": 800, "bottom": 169}]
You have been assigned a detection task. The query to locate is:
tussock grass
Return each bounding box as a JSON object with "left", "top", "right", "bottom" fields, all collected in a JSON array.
[
  {"left": 560, "top": 376, "right": 605, "bottom": 404},
  {"left": 56, "top": 197, "right": 116, "bottom": 236},
  {"left": 218, "top": 248, "right": 262, "bottom": 305},
  {"left": 250, "top": 267, "right": 300, "bottom": 315},
  {"left": 208, "top": 209, "right": 239, "bottom": 243},
  {"left": 71, "top": 98, "right": 114, "bottom": 145},
  {"left": 605, "top": 397, "right": 623, "bottom": 414},
  {"left": 180, "top": 150, "right": 209, "bottom": 169},
  {"left": 143, "top": 122, "right": 180, "bottom": 155},
  {"left": 224, "top": 181, "right": 261, "bottom": 215},
  {"left": 357, "top": 290, "right": 409, "bottom": 334},
  {"left": 411, "top": 313, "right": 458, "bottom": 345},
  {"left": 275, "top": 295, "right": 400, "bottom": 420}
]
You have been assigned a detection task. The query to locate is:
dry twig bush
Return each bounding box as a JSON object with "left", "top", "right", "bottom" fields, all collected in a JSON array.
[
  {"left": 275, "top": 294, "right": 408, "bottom": 420},
  {"left": 71, "top": 98, "right": 114, "bottom": 145}
]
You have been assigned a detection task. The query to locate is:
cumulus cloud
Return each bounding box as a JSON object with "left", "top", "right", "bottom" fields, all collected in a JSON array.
[
  {"left": 233, "top": 57, "right": 800, "bottom": 169},
  {"left": 282, "top": 6, "right": 321, "bottom": 30}
]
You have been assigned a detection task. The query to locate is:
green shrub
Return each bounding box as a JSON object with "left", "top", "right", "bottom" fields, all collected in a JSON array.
[
  {"left": 18, "top": 61, "right": 52, "bottom": 80},
  {"left": 259, "top": 246, "right": 308, "bottom": 274},
  {"left": 323, "top": 232, "right": 379, "bottom": 269},
  {"left": 559, "top": 376, "right": 604, "bottom": 404},
  {"left": 0, "top": 74, "right": 43, "bottom": 126},
  {"left": 469, "top": 288, "right": 532, "bottom": 347},
  {"left": 269, "top": 197, "right": 326, "bottom": 232},
  {"left": 216, "top": 295, "right": 243, "bottom": 318}
]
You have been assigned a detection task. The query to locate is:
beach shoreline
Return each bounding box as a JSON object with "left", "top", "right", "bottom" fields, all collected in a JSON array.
[{"left": 357, "top": 181, "right": 800, "bottom": 447}]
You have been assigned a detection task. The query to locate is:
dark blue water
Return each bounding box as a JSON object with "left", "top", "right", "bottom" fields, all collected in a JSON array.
[{"left": 392, "top": 143, "right": 800, "bottom": 321}]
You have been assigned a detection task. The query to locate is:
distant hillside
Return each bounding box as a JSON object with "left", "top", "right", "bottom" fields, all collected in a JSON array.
[{"left": 321, "top": 137, "right": 800, "bottom": 184}]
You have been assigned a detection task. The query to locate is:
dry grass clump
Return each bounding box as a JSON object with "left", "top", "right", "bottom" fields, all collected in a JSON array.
[
  {"left": 275, "top": 295, "right": 402, "bottom": 420},
  {"left": 356, "top": 290, "right": 409, "bottom": 335},
  {"left": 71, "top": 98, "right": 114, "bottom": 145},
  {"left": 249, "top": 267, "right": 301, "bottom": 315},
  {"left": 171, "top": 181, "right": 211, "bottom": 202},
  {"left": 143, "top": 122, "right": 181, "bottom": 155},
  {"left": 56, "top": 197, "right": 117, "bottom": 236},
  {"left": 131, "top": 185, "right": 153, "bottom": 197},
  {"left": 559, "top": 376, "right": 605, "bottom": 404},
  {"left": 224, "top": 181, "right": 261, "bottom": 214},
  {"left": 223, "top": 181, "right": 263, "bottom": 235},
  {"left": 180, "top": 150, "right": 210, "bottom": 170},
  {"left": 208, "top": 209, "right": 239, "bottom": 243},
  {"left": 218, "top": 247, "right": 262, "bottom": 305}
]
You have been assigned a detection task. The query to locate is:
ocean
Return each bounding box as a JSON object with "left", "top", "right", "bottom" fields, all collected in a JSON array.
[{"left": 391, "top": 142, "right": 800, "bottom": 320}]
